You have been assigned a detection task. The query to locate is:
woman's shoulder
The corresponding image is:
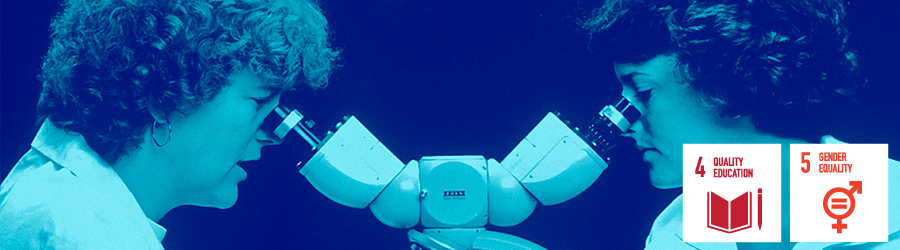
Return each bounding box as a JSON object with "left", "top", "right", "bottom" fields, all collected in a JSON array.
[
  {"left": 0, "top": 149, "right": 89, "bottom": 249},
  {"left": 1, "top": 148, "right": 163, "bottom": 249}
]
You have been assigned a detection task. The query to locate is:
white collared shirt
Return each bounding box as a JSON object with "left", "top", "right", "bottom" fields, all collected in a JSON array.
[
  {"left": 644, "top": 136, "right": 900, "bottom": 250},
  {"left": 0, "top": 120, "right": 165, "bottom": 249}
]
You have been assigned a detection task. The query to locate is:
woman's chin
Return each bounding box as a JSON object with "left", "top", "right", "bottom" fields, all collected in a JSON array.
[
  {"left": 196, "top": 185, "right": 240, "bottom": 209},
  {"left": 649, "top": 168, "right": 683, "bottom": 189},
  {"left": 215, "top": 187, "right": 240, "bottom": 209},
  {"left": 650, "top": 181, "right": 682, "bottom": 190},
  {"left": 208, "top": 165, "right": 246, "bottom": 209}
]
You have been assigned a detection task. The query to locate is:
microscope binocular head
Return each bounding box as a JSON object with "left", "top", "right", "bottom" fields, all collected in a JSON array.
[{"left": 263, "top": 97, "right": 641, "bottom": 232}]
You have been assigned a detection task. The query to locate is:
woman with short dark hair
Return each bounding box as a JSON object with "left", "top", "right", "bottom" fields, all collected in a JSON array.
[{"left": 583, "top": 0, "right": 898, "bottom": 249}]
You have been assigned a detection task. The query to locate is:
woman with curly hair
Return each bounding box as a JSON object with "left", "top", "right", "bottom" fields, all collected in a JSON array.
[
  {"left": 0, "top": 0, "right": 338, "bottom": 248},
  {"left": 583, "top": 0, "right": 898, "bottom": 249}
]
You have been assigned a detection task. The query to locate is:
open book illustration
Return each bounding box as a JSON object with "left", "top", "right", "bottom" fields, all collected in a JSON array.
[{"left": 707, "top": 191, "right": 756, "bottom": 233}]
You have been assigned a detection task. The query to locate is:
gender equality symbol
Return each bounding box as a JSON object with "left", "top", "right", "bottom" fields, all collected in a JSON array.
[{"left": 823, "top": 181, "right": 862, "bottom": 233}]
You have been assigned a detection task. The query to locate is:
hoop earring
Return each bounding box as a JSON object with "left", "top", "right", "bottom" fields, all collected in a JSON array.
[{"left": 152, "top": 120, "right": 172, "bottom": 147}]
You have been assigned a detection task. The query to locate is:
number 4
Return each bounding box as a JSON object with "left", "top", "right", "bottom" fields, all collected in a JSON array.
[{"left": 695, "top": 156, "right": 705, "bottom": 177}]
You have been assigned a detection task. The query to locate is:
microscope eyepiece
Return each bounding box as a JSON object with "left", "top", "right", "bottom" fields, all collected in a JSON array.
[
  {"left": 262, "top": 105, "right": 322, "bottom": 151},
  {"left": 577, "top": 97, "right": 642, "bottom": 161},
  {"left": 613, "top": 98, "right": 641, "bottom": 127}
]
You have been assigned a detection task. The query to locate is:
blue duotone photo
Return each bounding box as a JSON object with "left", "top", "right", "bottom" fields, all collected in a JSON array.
[{"left": 2, "top": 0, "right": 899, "bottom": 249}]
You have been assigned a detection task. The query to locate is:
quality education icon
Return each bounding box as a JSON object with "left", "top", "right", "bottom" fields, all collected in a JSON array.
[
  {"left": 707, "top": 188, "right": 762, "bottom": 234},
  {"left": 682, "top": 144, "right": 782, "bottom": 243}
]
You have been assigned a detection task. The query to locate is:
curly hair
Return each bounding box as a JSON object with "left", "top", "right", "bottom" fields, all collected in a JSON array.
[
  {"left": 583, "top": 0, "right": 862, "bottom": 142},
  {"left": 37, "top": 0, "right": 340, "bottom": 164}
]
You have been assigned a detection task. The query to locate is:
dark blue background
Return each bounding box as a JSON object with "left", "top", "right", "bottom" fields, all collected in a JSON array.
[{"left": 2, "top": 0, "right": 898, "bottom": 249}]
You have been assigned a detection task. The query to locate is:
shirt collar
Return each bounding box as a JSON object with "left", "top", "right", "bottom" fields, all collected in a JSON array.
[
  {"left": 148, "top": 218, "right": 168, "bottom": 241},
  {"left": 32, "top": 119, "right": 168, "bottom": 242},
  {"left": 820, "top": 134, "right": 844, "bottom": 144},
  {"left": 31, "top": 119, "right": 112, "bottom": 176}
]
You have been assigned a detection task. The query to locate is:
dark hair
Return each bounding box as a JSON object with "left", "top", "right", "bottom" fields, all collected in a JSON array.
[
  {"left": 37, "top": 0, "right": 339, "bottom": 164},
  {"left": 583, "top": 0, "right": 862, "bottom": 142}
]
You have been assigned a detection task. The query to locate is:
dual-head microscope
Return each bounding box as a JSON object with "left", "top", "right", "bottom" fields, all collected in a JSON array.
[{"left": 263, "top": 98, "right": 639, "bottom": 249}]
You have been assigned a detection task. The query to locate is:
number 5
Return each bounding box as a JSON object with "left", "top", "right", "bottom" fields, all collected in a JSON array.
[{"left": 801, "top": 152, "right": 810, "bottom": 173}]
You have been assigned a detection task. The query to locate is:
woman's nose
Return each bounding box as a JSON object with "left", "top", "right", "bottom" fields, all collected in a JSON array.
[
  {"left": 623, "top": 119, "right": 644, "bottom": 139},
  {"left": 255, "top": 129, "right": 283, "bottom": 146}
]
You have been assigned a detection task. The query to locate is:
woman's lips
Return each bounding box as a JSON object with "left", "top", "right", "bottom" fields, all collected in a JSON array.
[{"left": 234, "top": 164, "right": 248, "bottom": 181}]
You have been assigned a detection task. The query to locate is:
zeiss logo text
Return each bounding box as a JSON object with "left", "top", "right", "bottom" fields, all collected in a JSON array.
[{"left": 443, "top": 190, "right": 466, "bottom": 198}]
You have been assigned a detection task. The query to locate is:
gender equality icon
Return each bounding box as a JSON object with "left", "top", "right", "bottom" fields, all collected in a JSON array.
[{"left": 823, "top": 181, "right": 862, "bottom": 233}]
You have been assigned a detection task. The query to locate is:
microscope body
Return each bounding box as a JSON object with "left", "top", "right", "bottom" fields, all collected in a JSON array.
[
  {"left": 260, "top": 95, "right": 640, "bottom": 249},
  {"left": 297, "top": 111, "right": 623, "bottom": 249}
]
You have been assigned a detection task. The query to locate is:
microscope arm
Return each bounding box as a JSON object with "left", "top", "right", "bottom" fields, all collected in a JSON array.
[
  {"left": 498, "top": 112, "right": 609, "bottom": 206},
  {"left": 299, "top": 116, "right": 407, "bottom": 209},
  {"left": 484, "top": 111, "right": 611, "bottom": 227}
]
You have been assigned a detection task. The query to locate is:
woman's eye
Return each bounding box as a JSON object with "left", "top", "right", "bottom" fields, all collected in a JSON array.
[
  {"left": 635, "top": 89, "right": 652, "bottom": 101},
  {"left": 253, "top": 96, "right": 275, "bottom": 108},
  {"left": 253, "top": 98, "right": 268, "bottom": 105}
]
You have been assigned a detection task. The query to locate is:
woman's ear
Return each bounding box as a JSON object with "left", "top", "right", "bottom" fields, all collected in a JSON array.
[
  {"left": 671, "top": 60, "right": 692, "bottom": 88},
  {"left": 146, "top": 104, "right": 168, "bottom": 123}
]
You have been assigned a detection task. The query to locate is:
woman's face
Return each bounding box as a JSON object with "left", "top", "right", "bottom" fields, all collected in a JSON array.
[
  {"left": 162, "top": 69, "right": 281, "bottom": 208},
  {"left": 614, "top": 54, "right": 745, "bottom": 189}
]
